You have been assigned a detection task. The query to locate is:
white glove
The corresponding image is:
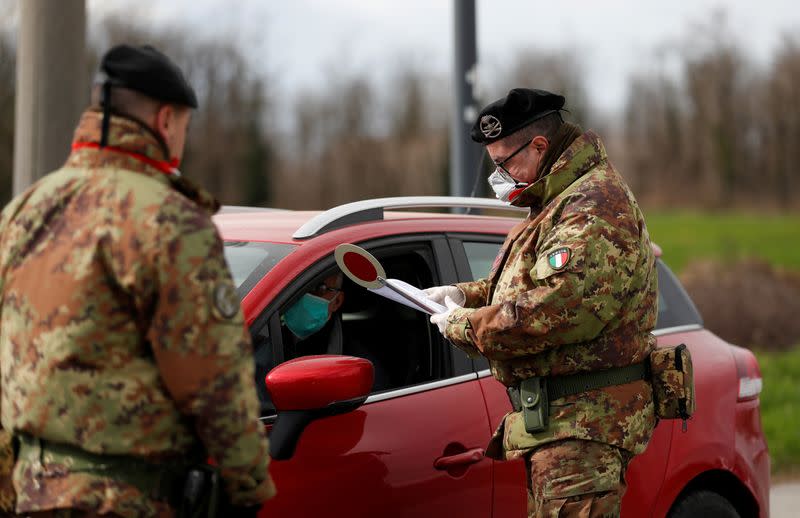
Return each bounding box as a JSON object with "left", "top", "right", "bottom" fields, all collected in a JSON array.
[
  {"left": 424, "top": 285, "right": 466, "bottom": 306},
  {"left": 430, "top": 296, "right": 462, "bottom": 334}
]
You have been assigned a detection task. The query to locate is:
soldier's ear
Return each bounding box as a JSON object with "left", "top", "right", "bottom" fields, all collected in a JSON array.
[
  {"left": 532, "top": 135, "right": 549, "bottom": 153},
  {"left": 153, "top": 104, "right": 174, "bottom": 141}
]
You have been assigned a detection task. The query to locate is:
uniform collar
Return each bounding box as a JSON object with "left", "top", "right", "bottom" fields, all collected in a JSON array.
[
  {"left": 65, "top": 110, "right": 220, "bottom": 215},
  {"left": 510, "top": 130, "right": 607, "bottom": 210}
]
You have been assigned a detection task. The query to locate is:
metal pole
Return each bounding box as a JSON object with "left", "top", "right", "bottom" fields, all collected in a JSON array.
[
  {"left": 450, "top": 0, "right": 482, "bottom": 202},
  {"left": 14, "top": 0, "right": 86, "bottom": 195}
]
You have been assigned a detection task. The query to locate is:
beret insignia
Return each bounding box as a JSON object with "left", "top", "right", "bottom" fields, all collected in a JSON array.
[{"left": 480, "top": 115, "right": 502, "bottom": 138}]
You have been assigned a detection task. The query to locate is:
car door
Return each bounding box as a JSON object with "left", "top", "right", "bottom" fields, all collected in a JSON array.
[
  {"left": 255, "top": 236, "right": 494, "bottom": 518},
  {"left": 447, "top": 234, "right": 529, "bottom": 516}
]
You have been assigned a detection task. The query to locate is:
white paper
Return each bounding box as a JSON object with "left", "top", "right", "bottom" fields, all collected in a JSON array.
[{"left": 368, "top": 278, "right": 447, "bottom": 315}]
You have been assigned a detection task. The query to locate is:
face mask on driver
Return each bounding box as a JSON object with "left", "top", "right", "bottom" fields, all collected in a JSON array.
[
  {"left": 487, "top": 169, "right": 526, "bottom": 204},
  {"left": 283, "top": 293, "right": 332, "bottom": 339}
]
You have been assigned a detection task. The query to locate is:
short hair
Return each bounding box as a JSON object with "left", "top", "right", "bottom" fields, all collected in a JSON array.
[
  {"left": 90, "top": 85, "right": 189, "bottom": 122},
  {"left": 502, "top": 112, "right": 563, "bottom": 148}
]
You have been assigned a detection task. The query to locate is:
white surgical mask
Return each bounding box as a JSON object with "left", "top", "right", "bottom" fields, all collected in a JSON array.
[{"left": 487, "top": 169, "right": 526, "bottom": 203}]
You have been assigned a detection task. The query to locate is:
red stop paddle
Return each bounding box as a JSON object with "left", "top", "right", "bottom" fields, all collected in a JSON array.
[{"left": 334, "top": 244, "right": 386, "bottom": 289}]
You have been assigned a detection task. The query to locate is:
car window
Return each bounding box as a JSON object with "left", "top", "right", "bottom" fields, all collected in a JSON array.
[
  {"left": 655, "top": 259, "right": 703, "bottom": 330},
  {"left": 463, "top": 241, "right": 501, "bottom": 280},
  {"left": 458, "top": 240, "right": 503, "bottom": 372},
  {"left": 224, "top": 241, "right": 296, "bottom": 295},
  {"left": 336, "top": 246, "right": 442, "bottom": 392}
]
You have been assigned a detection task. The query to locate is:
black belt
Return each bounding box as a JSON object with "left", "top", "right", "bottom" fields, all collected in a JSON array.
[{"left": 507, "top": 362, "right": 649, "bottom": 412}]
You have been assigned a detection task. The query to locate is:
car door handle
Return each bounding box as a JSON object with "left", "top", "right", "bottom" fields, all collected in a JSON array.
[{"left": 434, "top": 447, "right": 485, "bottom": 470}]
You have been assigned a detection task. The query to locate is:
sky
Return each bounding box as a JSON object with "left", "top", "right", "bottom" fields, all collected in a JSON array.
[{"left": 86, "top": 0, "right": 800, "bottom": 116}]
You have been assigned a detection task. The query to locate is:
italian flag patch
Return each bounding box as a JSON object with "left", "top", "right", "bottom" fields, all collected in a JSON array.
[{"left": 547, "top": 247, "right": 571, "bottom": 270}]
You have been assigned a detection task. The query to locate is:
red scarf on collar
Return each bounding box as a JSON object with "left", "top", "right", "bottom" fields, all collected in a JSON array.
[{"left": 71, "top": 142, "right": 180, "bottom": 176}]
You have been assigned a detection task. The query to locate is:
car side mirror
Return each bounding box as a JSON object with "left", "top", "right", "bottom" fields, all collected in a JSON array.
[{"left": 265, "top": 355, "right": 374, "bottom": 460}]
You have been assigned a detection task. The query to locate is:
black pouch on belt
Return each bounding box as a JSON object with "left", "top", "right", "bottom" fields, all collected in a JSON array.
[
  {"left": 178, "top": 464, "right": 221, "bottom": 518},
  {"left": 520, "top": 376, "right": 549, "bottom": 434}
]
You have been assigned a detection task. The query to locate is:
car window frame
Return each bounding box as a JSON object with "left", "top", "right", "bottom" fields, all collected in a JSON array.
[{"left": 249, "top": 233, "right": 479, "bottom": 419}]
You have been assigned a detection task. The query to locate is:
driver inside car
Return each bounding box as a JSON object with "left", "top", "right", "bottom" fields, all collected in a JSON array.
[
  {"left": 281, "top": 271, "right": 393, "bottom": 392},
  {"left": 282, "top": 272, "right": 346, "bottom": 356}
]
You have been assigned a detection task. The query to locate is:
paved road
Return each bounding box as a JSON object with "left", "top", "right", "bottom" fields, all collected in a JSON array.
[{"left": 770, "top": 481, "right": 800, "bottom": 518}]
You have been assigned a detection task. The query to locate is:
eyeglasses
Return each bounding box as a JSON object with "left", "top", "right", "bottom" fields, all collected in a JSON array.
[
  {"left": 315, "top": 283, "right": 341, "bottom": 295},
  {"left": 493, "top": 138, "right": 533, "bottom": 179}
]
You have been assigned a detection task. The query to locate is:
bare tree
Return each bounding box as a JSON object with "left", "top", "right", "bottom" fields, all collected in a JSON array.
[
  {"left": 684, "top": 45, "right": 751, "bottom": 205},
  {"left": 273, "top": 63, "right": 447, "bottom": 209},
  {"left": 762, "top": 35, "right": 800, "bottom": 208},
  {"left": 390, "top": 64, "right": 427, "bottom": 140},
  {"left": 619, "top": 10, "right": 794, "bottom": 209},
  {"left": 623, "top": 74, "right": 685, "bottom": 200}
]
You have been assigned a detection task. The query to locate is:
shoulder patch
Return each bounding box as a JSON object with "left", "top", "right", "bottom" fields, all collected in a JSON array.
[
  {"left": 547, "top": 247, "right": 571, "bottom": 270},
  {"left": 212, "top": 282, "right": 240, "bottom": 319}
]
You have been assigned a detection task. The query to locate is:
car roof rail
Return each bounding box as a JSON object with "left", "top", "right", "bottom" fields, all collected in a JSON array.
[
  {"left": 292, "top": 196, "right": 526, "bottom": 240},
  {"left": 219, "top": 205, "right": 290, "bottom": 214}
]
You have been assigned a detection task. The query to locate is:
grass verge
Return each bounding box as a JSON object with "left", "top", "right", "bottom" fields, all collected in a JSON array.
[
  {"left": 753, "top": 348, "right": 800, "bottom": 475},
  {"left": 645, "top": 211, "right": 800, "bottom": 274}
]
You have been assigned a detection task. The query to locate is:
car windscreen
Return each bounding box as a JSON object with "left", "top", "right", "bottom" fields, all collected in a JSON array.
[{"left": 224, "top": 241, "right": 297, "bottom": 296}]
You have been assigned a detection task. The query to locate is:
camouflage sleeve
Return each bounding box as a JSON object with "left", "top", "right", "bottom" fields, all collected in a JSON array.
[
  {"left": 446, "top": 277, "right": 491, "bottom": 356},
  {"left": 146, "top": 203, "right": 274, "bottom": 506},
  {"left": 455, "top": 278, "right": 490, "bottom": 308},
  {"left": 0, "top": 202, "right": 21, "bottom": 511},
  {"left": 446, "top": 210, "right": 639, "bottom": 360},
  {"left": 442, "top": 307, "right": 483, "bottom": 358}
]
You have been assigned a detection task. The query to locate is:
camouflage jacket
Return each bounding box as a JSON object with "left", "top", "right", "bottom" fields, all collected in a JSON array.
[
  {"left": 445, "top": 131, "right": 657, "bottom": 459},
  {"left": 0, "top": 111, "right": 274, "bottom": 516}
]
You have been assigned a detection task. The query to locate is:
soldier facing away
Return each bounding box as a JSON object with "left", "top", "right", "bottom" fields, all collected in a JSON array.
[
  {"left": 428, "top": 88, "right": 658, "bottom": 517},
  {"left": 0, "top": 45, "right": 274, "bottom": 517}
]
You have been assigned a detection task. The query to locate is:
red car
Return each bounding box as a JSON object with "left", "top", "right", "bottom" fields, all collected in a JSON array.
[{"left": 216, "top": 197, "right": 769, "bottom": 518}]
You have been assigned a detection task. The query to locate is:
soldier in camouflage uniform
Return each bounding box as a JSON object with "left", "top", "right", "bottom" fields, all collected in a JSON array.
[
  {"left": 0, "top": 45, "right": 274, "bottom": 517},
  {"left": 428, "top": 88, "right": 657, "bottom": 517}
]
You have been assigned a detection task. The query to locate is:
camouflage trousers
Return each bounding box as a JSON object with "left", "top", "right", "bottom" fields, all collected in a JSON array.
[{"left": 525, "top": 439, "right": 631, "bottom": 518}]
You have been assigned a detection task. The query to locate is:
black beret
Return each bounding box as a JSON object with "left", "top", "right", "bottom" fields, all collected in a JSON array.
[
  {"left": 97, "top": 44, "right": 198, "bottom": 108},
  {"left": 471, "top": 88, "right": 565, "bottom": 144}
]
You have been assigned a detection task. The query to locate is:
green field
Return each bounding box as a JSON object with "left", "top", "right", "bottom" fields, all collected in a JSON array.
[
  {"left": 754, "top": 348, "right": 800, "bottom": 475},
  {"left": 645, "top": 211, "right": 800, "bottom": 274}
]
